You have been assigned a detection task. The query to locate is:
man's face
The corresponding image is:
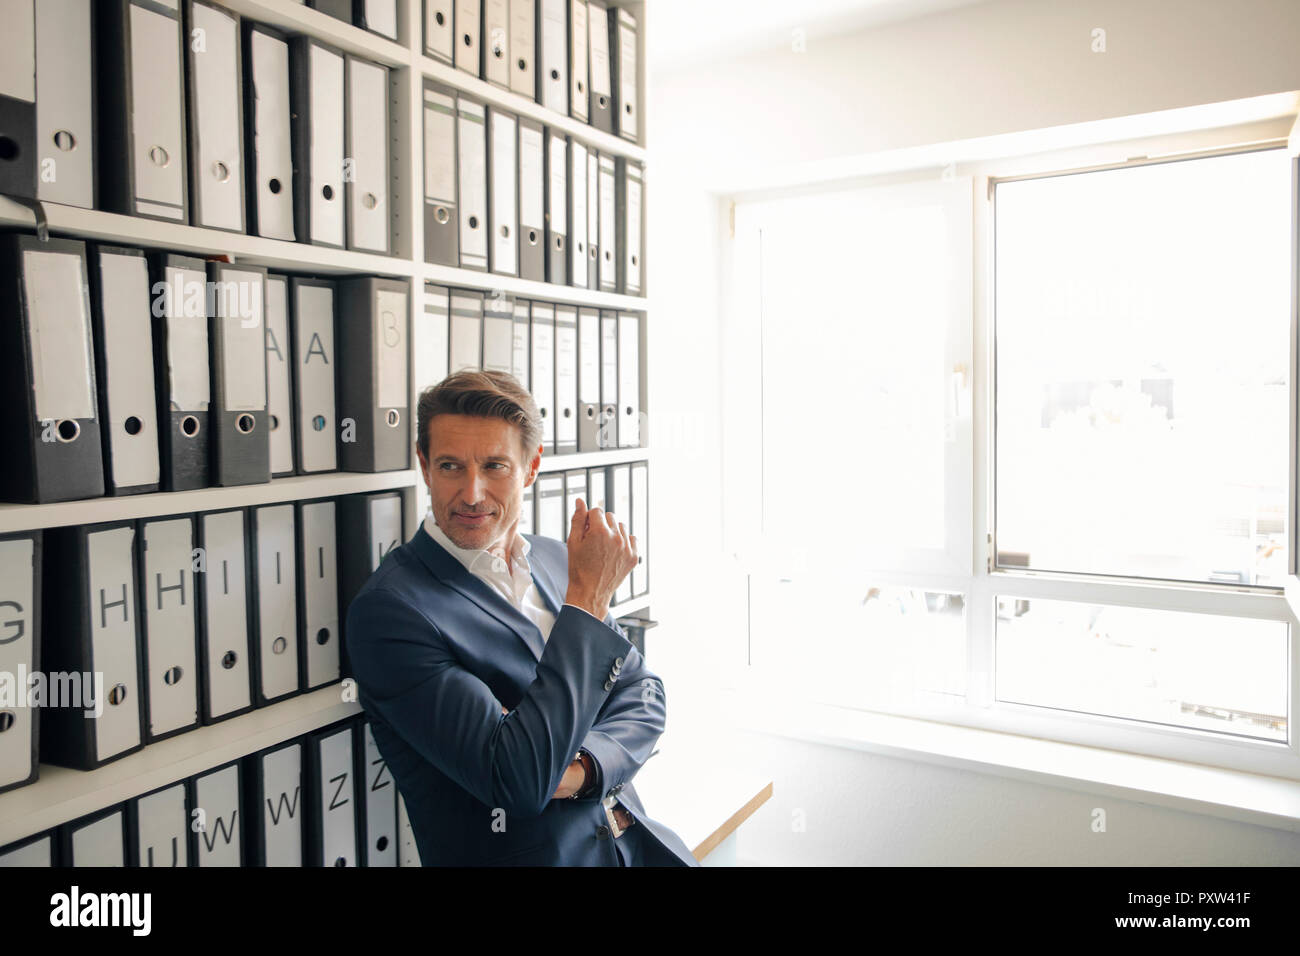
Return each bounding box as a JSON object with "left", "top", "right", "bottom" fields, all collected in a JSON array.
[{"left": 417, "top": 414, "right": 541, "bottom": 553}]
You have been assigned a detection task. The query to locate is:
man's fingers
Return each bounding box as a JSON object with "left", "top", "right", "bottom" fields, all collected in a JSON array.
[{"left": 569, "top": 497, "right": 587, "bottom": 535}]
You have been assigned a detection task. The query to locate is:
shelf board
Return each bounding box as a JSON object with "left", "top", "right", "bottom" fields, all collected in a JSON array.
[
  {"left": 0, "top": 199, "right": 414, "bottom": 278},
  {"left": 0, "top": 685, "right": 362, "bottom": 848},
  {"left": 418, "top": 55, "right": 647, "bottom": 164},
  {"left": 421, "top": 263, "right": 647, "bottom": 310},
  {"left": 217, "top": 0, "right": 411, "bottom": 67},
  {"left": 539, "top": 447, "right": 651, "bottom": 471},
  {"left": 0, "top": 470, "right": 420, "bottom": 534},
  {"left": 612, "top": 592, "right": 653, "bottom": 615}
]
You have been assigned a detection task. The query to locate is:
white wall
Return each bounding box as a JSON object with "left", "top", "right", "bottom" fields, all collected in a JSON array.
[{"left": 643, "top": 0, "right": 1300, "bottom": 865}]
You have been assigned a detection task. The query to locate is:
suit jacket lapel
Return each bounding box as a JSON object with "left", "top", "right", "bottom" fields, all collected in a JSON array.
[{"left": 410, "top": 527, "right": 550, "bottom": 662}]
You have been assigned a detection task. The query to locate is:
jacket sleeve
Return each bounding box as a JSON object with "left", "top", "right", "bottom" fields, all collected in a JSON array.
[
  {"left": 573, "top": 613, "right": 668, "bottom": 801},
  {"left": 347, "top": 586, "right": 633, "bottom": 817}
]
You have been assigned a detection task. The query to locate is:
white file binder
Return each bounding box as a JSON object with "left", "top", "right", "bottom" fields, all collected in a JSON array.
[
  {"left": 450, "top": 289, "right": 484, "bottom": 371},
  {"left": 576, "top": 307, "right": 600, "bottom": 451},
  {"left": 613, "top": 5, "right": 639, "bottom": 142},
  {"left": 598, "top": 151, "right": 617, "bottom": 291},
  {"left": 140, "top": 516, "right": 199, "bottom": 741},
  {"left": 511, "top": 297, "right": 531, "bottom": 387},
  {"left": 455, "top": 0, "right": 481, "bottom": 76},
  {"left": 311, "top": 724, "right": 358, "bottom": 867},
  {"left": 291, "top": 278, "right": 338, "bottom": 474},
  {"left": 0, "top": 535, "right": 36, "bottom": 792},
  {"left": 345, "top": 55, "right": 391, "bottom": 253},
  {"left": 537, "top": 471, "right": 565, "bottom": 540},
  {"left": 186, "top": 1, "right": 245, "bottom": 232},
  {"left": 197, "top": 509, "right": 253, "bottom": 723},
  {"left": 254, "top": 741, "right": 305, "bottom": 866},
  {"left": 299, "top": 499, "right": 340, "bottom": 689},
  {"left": 568, "top": 138, "right": 589, "bottom": 287},
  {"left": 545, "top": 128, "right": 567, "bottom": 283},
  {"left": 360, "top": 721, "right": 398, "bottom": 866},
  {"left": 457, "top": 96, "right": 489, "bottom": 270},
  {"left": 538, "top": 0, "right": 567, "bottom": 113},
  {"left": 509, "top": 0, "right": 535, "bottom": 97},
  {"left": 265, "top": 274, "right": 295, "bottom": 477},
  {"left": 631, "top": 459, "right": 648, "bottom": 595},
  {"left": 487, "top": 106, "right": 519, "bottom": 276},
  {"left": 193, "top": 762, "right": 242, "bottom": 866},
  {"left": 246, "top": 24, "right": 295, "bottom": 239},
  {"left": 423, "top": 82, "right": 459, "bottom": 266},
  {"left": 484, "top": 0, "right": 510, "bottom": 88},
  {"left": 610, "top": 462, "right": 631, "bottom": 602},
  {"left": 483, "top": 293, "right": 515, "bottom": 373},
  {"left": 569, "top": 0, "right": 589, "bottom": 122},
  {"left": 554, "top": 305, "right": 578, "bottom": 454},
  {"left": 618, "top": 311, "right": 641, "bottom": 446},
  {"left": 518, "top": 119, "right": 545, "bottom": 281},
  {"left": 587, "top": 0, "right": 613, "bottom": 133},
  {"left": 67, "top": 809, "right": 126, "bottom": 866},
  {"left": 35, "top": 0, "right": 94, "bottom": 208},
  {"left": 424, "top": 0, "right": 454, "bottom": 63},
  {"left": 253, "top": 504, "right": 299, "bottom": 705},
  {"left": 291, "top": 37, "right": 346, "bottom": 248},
  {"left": 530, "top": 302, "right": 556, "bottom": 452},
  {"left": 134, "top": 782, "right": 188, "bottom": 867}
]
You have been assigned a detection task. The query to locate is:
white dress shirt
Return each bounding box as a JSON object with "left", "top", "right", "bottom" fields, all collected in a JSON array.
[{"left": 422, "top": 512, "right": 600, "bottom": 640}]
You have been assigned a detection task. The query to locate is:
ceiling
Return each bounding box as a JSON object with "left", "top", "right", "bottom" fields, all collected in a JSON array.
[{"left": 646, "top": 0, "right": 995, "bottom": 72}]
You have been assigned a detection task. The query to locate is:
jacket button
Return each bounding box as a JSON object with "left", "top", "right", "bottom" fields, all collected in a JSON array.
[
  {"left": 603, "top": 679, "right": 613, "bottom": 691},
  {"left": 596, "top": 825, "right": 610, "bottom": 839},
  {"left": 614, "top": 656, "right": 624, "bottom": 668}
]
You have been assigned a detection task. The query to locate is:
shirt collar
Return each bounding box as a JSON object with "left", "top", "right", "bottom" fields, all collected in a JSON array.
[{"left": 422, "top": 511, "right": 531, "bottom": 576}]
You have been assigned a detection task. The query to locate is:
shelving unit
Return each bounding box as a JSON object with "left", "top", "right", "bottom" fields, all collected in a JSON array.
[{"left": 0, "top": 0, "right": 651, "bottom": 854}]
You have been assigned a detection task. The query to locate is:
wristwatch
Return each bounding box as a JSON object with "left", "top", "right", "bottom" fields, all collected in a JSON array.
[{"left": 569, "top": 749, "right": 597, "bottom": 800}]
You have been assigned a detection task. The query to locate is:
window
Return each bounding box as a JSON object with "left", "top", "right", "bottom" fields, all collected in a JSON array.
[{"left": 723, "top": 137, "right": 1299, "bottom": 777}]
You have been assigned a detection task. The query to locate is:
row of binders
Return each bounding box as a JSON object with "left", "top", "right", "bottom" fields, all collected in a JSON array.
[
  {"left": 423, "top": 0, "right": 640, "bottom": 145},
  {"left": 0, "top": 490, "right": 406, "bottom": 794},
  {"left": 0, "top": 233, "right": 410, "bottom": 504},
  {"left": 0, "top": 0, "right": 394, "bottom": 251},
  {"left": 424, "top": 79, "right": 643, "bottom": 294},
  {"left": 419, "top": 286, "right": 644, "bottom": 458},
  {"left": 520, "top": 458, "right": 650, "bottom": 604},
  {"left": 0, "top": 714, "right": 406, "bottom": 866}
]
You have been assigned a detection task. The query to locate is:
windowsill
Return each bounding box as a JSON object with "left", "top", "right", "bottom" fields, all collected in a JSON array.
[{"left": 720, "top": 689, "right": 1300, "bottom": 833}]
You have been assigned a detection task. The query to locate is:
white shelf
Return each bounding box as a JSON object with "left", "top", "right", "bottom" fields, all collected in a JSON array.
[
  {"left": 422, "top": 263, "right": 647, "bottom": 310},
  {"left": 538, "top": 447, "right": 650, "bottom": 470},
  {"left": 0, "top": 470, "right": 420, "bottom": 534},
  {"left": 612, "top": 592, "right": 653, "bottom": 616},
  {"left": 0, "top": 199, "right": 413, "bottom": 277},
  {"left": 0, "top": 685, "right": 362, "bottom": 848},
  {"left": 218, "top": 0, "right": 411, "bottom": 66},
  {"left": 418, "top": 55, "right": 647, "bottom": 165}
]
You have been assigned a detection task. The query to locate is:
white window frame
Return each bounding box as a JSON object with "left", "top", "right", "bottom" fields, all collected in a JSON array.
[{"left": 719, "top": 115, "right": 1300, "bottom": 780}]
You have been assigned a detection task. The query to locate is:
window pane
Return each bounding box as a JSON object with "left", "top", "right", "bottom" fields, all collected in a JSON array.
[
  {"left": 749, "top": 572, "right": 966, "bottom": 706},
  {"left": 996, "top": 596, "right": 1288, "bottom": 741},
  {"left": 752, "top": 186, "right": 954, "bottom": 560},
  {"left": 995, "top": 149, "right": 1291, "bottom": 585}
]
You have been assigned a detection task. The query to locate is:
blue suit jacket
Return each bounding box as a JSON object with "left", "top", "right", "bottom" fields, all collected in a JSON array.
[{"left": 344, "top": 524, "right": 699, "bottom": 866}]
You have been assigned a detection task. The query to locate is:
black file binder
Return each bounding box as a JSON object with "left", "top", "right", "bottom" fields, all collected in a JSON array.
[
  {"left": 58, "top": 805, "right": 128, "bottom": 866},
  {"left": 127, "top": 780, "right": 190, "bottom": 867},
  {"left": 0, "top": 233, "right": 105, "bottom": 504},
  {"left": 338, "top": 491, "right": 404, "bottom": 678},
  {"left": 208, "top": 261, "right": 271, "bottom": 487},
  {"left": 544, "top": 128, "right": 568, "bottom": 283},
  {"left": 422, "top": 80, "right": 460, "bottom": 267},
  {"left": 336, "top": 277, "right": 411, "bottom": 473}
]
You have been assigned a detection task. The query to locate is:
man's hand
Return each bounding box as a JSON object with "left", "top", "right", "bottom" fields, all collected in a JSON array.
[{"left": 564, "top": 497, "right": 637, "bottom": 623}]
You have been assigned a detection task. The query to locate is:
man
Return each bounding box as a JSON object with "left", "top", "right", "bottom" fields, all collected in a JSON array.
[{"left": 345, "top": 369, "right": 697, "bottom": 866}]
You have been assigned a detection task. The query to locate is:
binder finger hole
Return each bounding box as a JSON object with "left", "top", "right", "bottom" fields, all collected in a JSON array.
[
  {"left": 500, "top": 225, "right": 510, "bottom": 239},
  {"left": 54, "top": 130, "right": 75, "bottom": 152},
  {"left": 554, "top": 236, "right": 563, "bottom": 250},
  {"left": 108, "top": 684, "right": 128, "bottom": 706},
  {"left": 312, "top": 414, "right": 327, "bottom": 431},
  {"left": 550, "top": 69, "right": 559, "bottom": 80},
  {"left": 626, "top": 104, "right": 633, "bottom": 115},
  {"left": 463, "top": 33, "right": 472, "bottom": 46},
  {"left": 375, "top": 836, "right": 389, "bottom": 852},
  {"left": 163, "top": 666, "right": 183, "bottom": 686},
  {"left": 363, "top": 192, "right": 378, "bottom": 209},
  {"left": 385, "top": 409, "right": 401, "bottom": 428},
  {"left": 527, "top": 229, "right": 537, "bottom": 245},
  {"left": 599, "top": 95, "right": 607, "bottom": 108},
  {"left": 577, "top": 81, "right": 585, "bottom": 94},
  {"left": 316, "top": 627, "right": 330, "bottom": 645},
  {"left": 468, "top": 215, "right": 479, "bottom": 229},
  {"left": 221, "top": 651, "right": 238, "bottom": 670},
  {"left": 0, "top": 712, "right": 13, "bottom": 733},
  {"left": 435, "top": 205, "right": 450, "bottom": 224},
  {"left": 212, "top": 161, "right": 230, "bottom": 183},
  {"left": 517, "top": 58, "right": 527, "bottom": 71},
  {"left": 577, "top": 241, "right": 584, "bottom": 254},
  {"left": 124, "top": 416, "right": 142, "bottom": 436},
  {"left": 149, "top": 145, "right": 169, "bottom": 167},
  {"left": 181, "top": 415, "right": 200, "bottom": 438},
  {"left": 236, "top": 414, "right": 256, "bottom": 434},
  {"left": 322, "top": 184, "right": 335, "bottom": 201},
  {"left": 272, "top": 636, "right": 288, "bottom": 655},
  {"left": 631, "top": 255, "right": 638, "bottom": 266},
  {"left": 435, "top": 11, "right": 444, "bottom": 25},
  {"left": 270, "top": 414, "right": 280, "bottom": 431},
  {"left": 333, "top": 857, "right": 347, "bottom": 867},
  {"left": 269, "top": 178, "right": 283, "bottom": 194},
  {"left": 55, "top": 419, "right": 79, "bottom": 443}
]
